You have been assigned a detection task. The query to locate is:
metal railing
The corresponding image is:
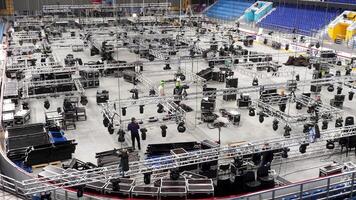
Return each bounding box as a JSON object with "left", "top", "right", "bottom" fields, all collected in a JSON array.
[{"left": 236, "top": 169, "right": 356, "bottom": 200}]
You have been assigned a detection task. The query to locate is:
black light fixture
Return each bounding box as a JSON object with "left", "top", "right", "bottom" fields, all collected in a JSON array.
[
  {"left": 252, "top": 78, "right": 259, "bottom": 86},
  {"left": 40, "top": 192, "right": 52, "bottom": 200},
  {"left": 149, "top": 89, "right": 156, "bottom": 96},
  {"left": 327, "top": 85, "right": 334, "bottom": 92},
  {"left": 157, "top": 103, "right": 164, "bottom": 113},
  {"left": 77, "top": 185, "right": 85, "bottom": 198},
  {"left": 349, "top": 91, "right": 354, "bottom": 101},
  {"left": 322, "top": 120, "right": 328, "bottom": 130},
  {"left": 299, "top": 143, "right": 309, "bottom": 154},
  {"left": 160, "top": 125, "right": 168, "bottom": 137},
  {"left": 177, "top": 122, "right": 186, "bottom": 133},
  {"left": 122, "top": 107, "right": 127, "bottom": 116},
  {"left": 140, "top": 128, "right": 147, "bottom": 140},
  {"left": 80, "top": 95, "right": 88, "bottom": 105},
  {"left": 170, "top": 168, "right": 180, "bottom": 180},
  {"left": 108, "top": 124, "right": 114, "bottom": 134},
  {"left": 118, "top": 129, "right": 125, "bottom": 142},
  {"left": 252, "top": 153, "right": 261, "bottom": 165},
  {"left": 259, "top": 112, "right": 264, "bottom": 123},
  {"left": 296, "top": 102, "right": 303, "bottom": 110},
  {"left": 279, "top": 103, "right": 286, "bottom": 112},
  {"left": 249, "top": 107, "right": 255, "bottom": 116},
  {"left": 296, "top": 74, "right": 300, "bottom": 81},
  {"left": 22, "top": 102, "right": 29, "bottom": 110},
  {"left": 284, "top": 125, "right": 291, "bottom": 137},
  {"left": 139, "top": 105, "right": 144, "bottom": 114},
  {"left": 144, "top": 172, "right": 152, "bottom": 184},
  {"left": 111, "top": 178, "right": 121, "bottom": 191},
  {"left": 121, "top": 150, "right": 129, "bottom": 172},
  {"left": 326, "top": 140, "right": 335, "bottom": 149},
  {"left": 273, "top": 119, "right": 279, "bottom": 131},
  {"left": 103, "top": 116, "right": 110, "bottom": 127},
  {"left": 281, "top": 148, "right": 290, "bottom": 158},
  {"left": 337, "top": 86, "right": 343, "bottom": 95},
  {"left": 44, "top": 99, "right": 50, "bottom": 109},
  {"left": 335, "top": 118, "right": 343, "bottom": 128}
]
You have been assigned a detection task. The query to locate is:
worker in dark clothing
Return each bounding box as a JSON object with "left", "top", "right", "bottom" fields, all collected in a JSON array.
[{"left": 127, "top": 117, "right": 141, "bottom": 150}]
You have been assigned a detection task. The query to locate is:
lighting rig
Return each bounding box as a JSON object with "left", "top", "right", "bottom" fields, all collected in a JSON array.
[{"left": 19, "top": 124, "right": 356, "bottom": 195}]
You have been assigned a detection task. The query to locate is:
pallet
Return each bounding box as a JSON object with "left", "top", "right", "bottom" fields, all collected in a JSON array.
[{"left": 31, "top": 161, "right": 61, "bottom": 169}]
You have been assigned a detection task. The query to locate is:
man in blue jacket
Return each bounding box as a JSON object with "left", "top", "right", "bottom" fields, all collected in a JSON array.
[{"left": 127, "top": 117, "right": 141, "bottom": 150}]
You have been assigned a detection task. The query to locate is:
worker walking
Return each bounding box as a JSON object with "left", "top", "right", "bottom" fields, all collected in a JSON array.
[
  {"left": 127, "top": 117, "right": 141, "bottom": 150},
  {"left": 158, "top": 80, "right": 165, "bottom": 96}
]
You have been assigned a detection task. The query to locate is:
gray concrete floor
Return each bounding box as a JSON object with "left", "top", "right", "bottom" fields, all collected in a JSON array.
[{"left": 13, "top": 24, "right": 356, "bottom": 185}]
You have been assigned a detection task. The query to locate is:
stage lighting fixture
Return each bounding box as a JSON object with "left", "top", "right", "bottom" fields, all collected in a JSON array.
[
  {"left": 111, "top": 178, "right": 121, "bottom": 191},
  {"left": 349, "top": 91, "right": 354, "bottom": 101},
  {"left": 284, "top": 125, "right": 291, "bottom": 137},
  {"left": 121, "top": 150, "right": 129, "bottom": 172},
  {"left": 272, "top": 119, "right": 279, "bottom": 131},
  {"left": 335, "top": 118, "right": 343, "bottom": 128},
  {"left": 160, "top": 125, "right": 168, "bottom": 137},
  {"left": 252, "top": 153, "right": 261, "bottom": 165},
  {"left": 279, "top": 104, "right": 286, "bottom": 112},
  {"left": 177, "top": 122, "right": 186, "bottom": 133},
  {"left": 144, "top": 172, "right": 152, "bottom": 184},
  {"left": 149, "top": 89, "right": 156, "bottom": 96},
  {"left": 77, "top": 185, "right": 85, "bottom": 198},
  {"left": 170, "top": 168, "right": 180, "bottom": 180},
  {"left": 326, "top": 141, "right": 335, "bottom": 149},
  {"left": 44, "top": 100, "right": 50, "bottom": 109},
  {"left": 337, "top": 86, "right": 343, "bottom": 95},
  {"left": 322, "top": 120, "right": 328, "bottom": 130},
  {"left": 40, "top": 192, "right": 52, "bottom": 200},
  {"left": 122, "top": 107, "right": 127, "bottom": 116},
  {"left": 296, "top": 102, "right": 303, "bottom": 110},
  {"left": 299, "top": 143, "right": 309, "bottom": 154},
  {"left": 140, "top": 128, "right": 147, "bottom": 140},
  {"left": 80, "top": 95, "right": 88, "bottom": 105},
  {"left": 157, "top": 103, "right": 164, "bottom": 113},
  {"left": 296, "top": 74, "right": 300, "bottom": 81},
  {"left": 139, "top": 105, "right": 144, "bottom": 114},
  {"left": 259, "top": 112, "right": 264, "bottom": 123},
  {"left": 108, "top": 124, "right": 114, "bottom": 134},
  {"left": 249, "top": 107, "right": 255, "bottom": 116},
  {"left": 118, "top": 129, "right": 125, "bottom": 142},
  {"left": 22, "top": 102, "right": 29, "bottom": 110},
  {"left": 252, "top": 78, "right": 259, "bottom": 86},
  {"left": 103, "top": 116, "right": 110, "bottom": 127},
  {"left": 327, "top": 85, "right": 334, "bottom": 92},
  {"left": 233, "top": 157, "right": 243, "bottom": 168},
  {"left": 281, "top": 148, "right": 290, "bottom": 158}
]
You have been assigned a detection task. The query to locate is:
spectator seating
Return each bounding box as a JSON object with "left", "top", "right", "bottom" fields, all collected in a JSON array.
[
  {"left": 259, "top": 4, "right": 341, "bottom": 35},
  {"left": 206, "top": 0, "right": 254, "bottom": 21}
]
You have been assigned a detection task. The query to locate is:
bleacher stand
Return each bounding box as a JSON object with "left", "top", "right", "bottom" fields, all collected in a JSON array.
[
  {"left": 259, "top": 4, "right": 342, "bottom": 35},
  {"left": 206, "top": 0, "right": 254, "bottom": 21}
]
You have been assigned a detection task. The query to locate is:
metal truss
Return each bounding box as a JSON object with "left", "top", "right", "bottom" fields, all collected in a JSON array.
[
  {"left": 110, "top": 75, "right": 356, "bottom": 108},
  {"left": 254, "top": 100, "right": 312, "bottom": 126},
  {"left": 20, "top": 125, "right": 356, "bottom": 195},
  {"left": 296, "top": 95, "right": 343, "bottom": 117}
]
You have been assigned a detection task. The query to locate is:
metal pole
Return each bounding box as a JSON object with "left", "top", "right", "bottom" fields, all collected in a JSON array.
[{"left": 179, "top": 0, "right": 182, "bottom": 23}]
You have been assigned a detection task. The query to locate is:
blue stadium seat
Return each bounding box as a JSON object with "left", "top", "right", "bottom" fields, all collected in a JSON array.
[
  {"left": 206, "top": 0, "right": 254, "bottom": 21},
  {"left": 258, "top": 4, "right": 342, "bottom": 36}
]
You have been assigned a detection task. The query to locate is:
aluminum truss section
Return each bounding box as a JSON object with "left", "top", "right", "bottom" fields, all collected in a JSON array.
[
  {"left": 110, "top": 75, "right": 356, "bottom": 108},
  {"left": 296, "top": 95, "right": 343, "bottom": 118},
  {"left": 20, "top": 125, "right": 356, "bottom": 195},
  {"left": 254, "top": 100, "right": 311, "bottom": 126}
]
